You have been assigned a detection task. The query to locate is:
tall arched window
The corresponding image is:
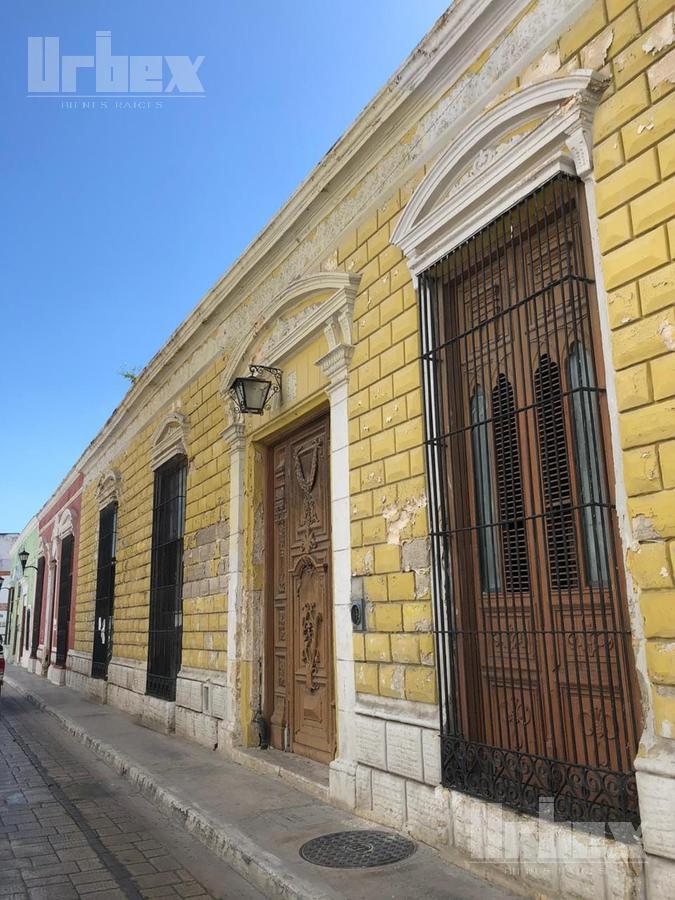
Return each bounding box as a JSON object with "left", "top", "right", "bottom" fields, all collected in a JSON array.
[
  {"left": 470, "top": 387, "right": 501, "bottom": 592},
  {"left": 534, "top": 354, "right": 578, "bottom": 590},
  {"left": 568, "top": 342, "right": 610, "bottom": 587},
  {"left": 491, "top": 373, "right": 529, "bottom": 593}
]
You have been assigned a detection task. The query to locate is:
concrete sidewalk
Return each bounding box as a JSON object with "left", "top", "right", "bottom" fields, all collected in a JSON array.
[{"left": 3, "top": 667, "right": 518, "bottom": 900}]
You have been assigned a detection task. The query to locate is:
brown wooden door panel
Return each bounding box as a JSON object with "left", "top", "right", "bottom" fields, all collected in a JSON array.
[{"left": 267, "top": 414, "right": 335, "bottom": 765}]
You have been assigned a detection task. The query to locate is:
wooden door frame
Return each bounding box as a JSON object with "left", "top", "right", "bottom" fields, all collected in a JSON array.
[{"left": 262, "top": 406, "right": 333, "bottom": 755}]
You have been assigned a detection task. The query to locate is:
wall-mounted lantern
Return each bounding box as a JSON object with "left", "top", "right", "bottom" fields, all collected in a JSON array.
[
  {"left": 230, "top": 365, "right": 282, "bottom": 415},
  {"left": 18, "top": 549, "right": 38, "bottom": 575}
]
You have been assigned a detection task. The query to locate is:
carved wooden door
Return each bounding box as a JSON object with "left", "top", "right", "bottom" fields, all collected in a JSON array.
[{"left": 267, "top": 415, "right": 335, "bottom": 764}]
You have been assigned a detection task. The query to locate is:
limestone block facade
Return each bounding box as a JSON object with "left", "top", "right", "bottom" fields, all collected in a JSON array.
[{"left": 20, "top": 0, "right": 675, "bottom": 895}]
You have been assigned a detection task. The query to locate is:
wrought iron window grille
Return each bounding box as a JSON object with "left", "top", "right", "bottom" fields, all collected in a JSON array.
[
  {"left": 146, "top": 455, "right": 187, "bottom": 702},
  {"left": 92, "top": 502, "right": 117, "bottom": 680},
  {"left": 418, "top": 173, "right": 641, "bottom": 832}
]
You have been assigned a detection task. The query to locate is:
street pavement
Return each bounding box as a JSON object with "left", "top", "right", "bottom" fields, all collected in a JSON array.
[
  {"left": 2, "top": 670, "right": 518, "bottom": 900},
  {"left": 0, "top": 690, "right": 264, "bottom": 899}
]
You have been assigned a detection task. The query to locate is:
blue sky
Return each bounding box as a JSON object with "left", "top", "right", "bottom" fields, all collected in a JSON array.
[{"left": 1, "top": 0, "right": 449, "bottom": 532}]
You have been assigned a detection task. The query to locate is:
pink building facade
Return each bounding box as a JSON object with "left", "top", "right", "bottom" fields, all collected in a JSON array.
[{"left": 33, "top": 471, "right": 83, "bottom": 685}]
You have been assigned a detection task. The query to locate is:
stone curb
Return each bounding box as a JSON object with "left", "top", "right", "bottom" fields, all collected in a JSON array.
[{"left": 5, "top": 675, "right": 341, "bottom": 900}]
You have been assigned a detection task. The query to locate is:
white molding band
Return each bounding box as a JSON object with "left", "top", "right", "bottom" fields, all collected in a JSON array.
[
  {"left": 391, "top": 70, "right": 607, "bottom": 273},
  {"left": 150, "top": 411, "right": 190, "bottom": 471}
]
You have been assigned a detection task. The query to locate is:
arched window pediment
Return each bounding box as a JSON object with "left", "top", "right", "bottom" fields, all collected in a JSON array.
[
  {"left": 391, "top": 70, "right": 607, "bottom": 275},
  {"left": 53, "top": 507, "right": 76, "bottom": 542},
  {"left": 150, "top": 411, "right": 189, "bottom": 470},
  {"left": 218, "top": 271, "right": 361, "bottom": 420},
  {"left": 96, "top": 469, "right": 121, "bottom": 510}
]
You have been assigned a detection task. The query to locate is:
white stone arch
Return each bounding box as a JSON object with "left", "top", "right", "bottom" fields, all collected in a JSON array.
[
  {"left": 219, "top": 271, "right": 361, "bottom": 399},
  {"left": 55, "top": 507, "right": 76, "bottom": 541},
  {"left": 150, "top": 411, "right": 190, "bottom": 470},
  {"left": 392, "top": 70, "right": 607, "bottom": 275},
  {"left": 220, "top": 270, "right": 361, "bottom": 805}
]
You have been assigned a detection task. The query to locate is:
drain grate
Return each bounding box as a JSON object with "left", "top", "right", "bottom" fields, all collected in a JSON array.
[{"left": 299, "top": 830, "right": 416, "bottom": 868}]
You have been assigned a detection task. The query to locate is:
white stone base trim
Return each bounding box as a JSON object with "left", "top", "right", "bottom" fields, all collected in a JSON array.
[
  {"left": 635, "top": 738, "right": 675, "bottom": 898},
  {"left": 174, "top": 667, "right": 228, "bottom": 749},
  {"left": 635, "top": 740, "right": 675, "bottom": 860},
  {"left": 646, "top": 855, "right": 675, "bottom": 897},
  {"left": 175, "top": 706, "right": 217, "bottom": 748},
  {"left": 328, "top": 757, "right": 357, "bottom": 809},
  {"left": 65, "top": 650, "right": 107, "bottom": 702},
  {"left": 352, "top": 762, "right": 643, "bottom": 898},
  {"left": 105, "top": 655, "right": 176, "bottom": 732},
  {"left": 141, "top": 696, "right": 175, "bottom": 734},
  {"left": 350, "top": 708, "right": 644, "bottom": 898},
  {"left": 106, "top": 656, "right": 146, "bottom": 717},
  {"left": 354, "top": 693, "right": 440, "bottom": 730},
  {"left": 107, "top": 684, "right": 143, "bottom": 718},
  {"left": 47, "top": 665, "right": 66, "bottom": 686}
]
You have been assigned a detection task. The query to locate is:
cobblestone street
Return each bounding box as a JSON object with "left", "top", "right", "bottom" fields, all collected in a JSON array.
[{"left": 0, "top": 691, "right": 263, "bottom": 900}]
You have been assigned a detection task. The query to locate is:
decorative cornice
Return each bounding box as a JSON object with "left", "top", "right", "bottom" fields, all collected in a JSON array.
[
  {"left": 150, "top": 411, "right": 189, "bottom": 470},
  {"left": 96, "top": 469, "right": 121, "bottom": 510},
  {"left": 391, "top": 70, "right": 608, "bottom": 274},
  {"left": 29, "top": 0, "right": 588, "bottom": 515}
]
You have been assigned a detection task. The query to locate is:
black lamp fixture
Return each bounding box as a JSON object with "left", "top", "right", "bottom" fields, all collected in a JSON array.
[
  {"left": 230, "top": 365, "right": 282, "bottom": 415},
  {"left": 18, "top": 549, "right": 38, "bottom": 574},
  {"left": 0, "top": 576, "right": 4, "bottom": 591}
]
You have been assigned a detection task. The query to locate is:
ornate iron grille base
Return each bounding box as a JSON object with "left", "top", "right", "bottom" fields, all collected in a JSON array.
[
  {"left": 146, "top": 671, "right": 177, "bottom": 702},
  {"left": 443, "top": 736, "right": 640, "bottom": 833},
  {"left": 91, "top": 659, "right": 108, "bottom": 681},
  {"left": 299, "top": 831, "right": 416, "bottom": 868}
]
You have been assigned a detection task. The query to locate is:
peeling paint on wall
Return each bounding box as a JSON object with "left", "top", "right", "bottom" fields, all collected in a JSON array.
[
  {"left": 632, "top": 514, "right": 661, "bottom": 542},
  {"left": 382, "top": 495, "right": 427, "bottom": 545}
]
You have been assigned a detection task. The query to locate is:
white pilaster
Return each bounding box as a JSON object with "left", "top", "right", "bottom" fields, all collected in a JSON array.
[
  {"left": 222, "top": 415, "right": 246, "bottom": 744},
  {"left": 317, "top": 341, "right": 358, "bottom": 806}
]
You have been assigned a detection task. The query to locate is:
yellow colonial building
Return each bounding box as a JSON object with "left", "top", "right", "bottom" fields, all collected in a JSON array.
[{"left": 31, "top": 0, "right": 675, "bottom": 895}]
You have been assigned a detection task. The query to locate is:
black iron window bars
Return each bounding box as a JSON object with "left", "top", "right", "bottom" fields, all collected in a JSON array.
[{"left": 418, "top": 174, "right": 640, "bottom": 830}]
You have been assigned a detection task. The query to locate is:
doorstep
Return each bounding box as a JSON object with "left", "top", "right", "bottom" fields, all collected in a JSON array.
[
  {"left": 4, "top": 664, "right": 519, "bottom": 900},
  {"left": 227, "top": 743, "right": 330, "bottom": 803}
]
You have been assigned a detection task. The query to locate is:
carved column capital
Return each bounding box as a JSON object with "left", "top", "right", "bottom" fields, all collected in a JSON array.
[
  {"left": 316, "top": 343, "right": 354, "bottom": 391},
  {"left": 222, "top": 418, "right": 245, "bottom": 455},
  {"left": 564, "top": 117, "right": 594, "bottom": 180}
]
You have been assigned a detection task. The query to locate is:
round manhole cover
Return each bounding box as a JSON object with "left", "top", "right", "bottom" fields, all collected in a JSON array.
[{"left": 299, "top": 830, "right": 416, "bottom": 868}]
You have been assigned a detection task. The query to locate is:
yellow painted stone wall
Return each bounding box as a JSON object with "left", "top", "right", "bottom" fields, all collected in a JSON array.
[
  {"left": 71, "top": 0, "right": 675, "bottom": 742},
  {"left": 75, "top": 356, "right": 231, "bottom": 672},
  {"left": 104, "top": 420, "right": 154, "bottom": 662},
  {"left": 335, "top": 176, "right": 439, "bottom": 705},
  {"left": 582, "top": 0, "right": 675, "bottom": 740},
  {"left": 74, "top": 482, "right": 98, "bottom": 653},
  {"left": 180, "top": 358, "right": 230, "bottom": 672},
  {"left": 333, "top": 0, "right": 675, "bottom": 724}
]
